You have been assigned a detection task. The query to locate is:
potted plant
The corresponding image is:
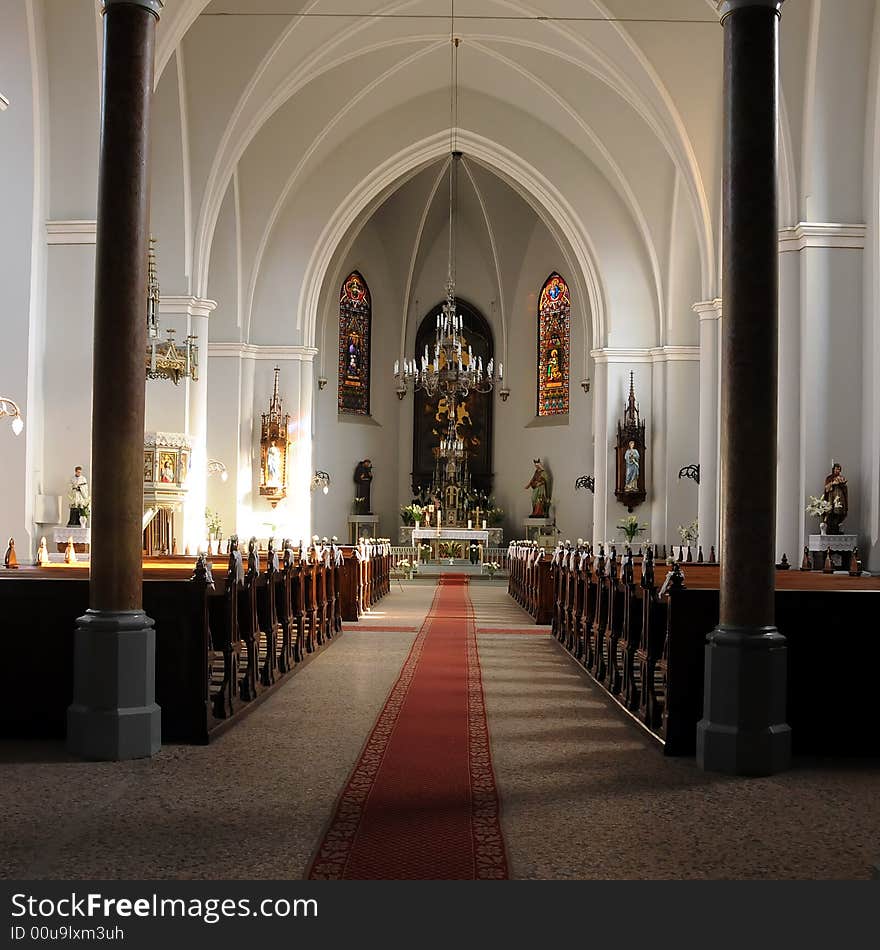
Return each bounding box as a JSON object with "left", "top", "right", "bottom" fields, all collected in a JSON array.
[
  {"left": 396, "top": 557, "right": 413, "bottom": 580},
  {"left": 419, "top": 542, "right": 433, "bottom": 562},
  {"left": 617, "top": 515, "right": 646, "bottom": 545},
  {"left": 484, "top": 561, "right": 501, "bottom": 579}
]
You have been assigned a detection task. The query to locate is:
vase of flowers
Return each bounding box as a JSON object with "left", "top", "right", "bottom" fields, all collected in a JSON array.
[
  {"left": 617, "top": 515, "right": 646, "bottom": 544},
  {"left": 396, "top": 558, "right": 413, "bottom": 580},
  {"left": 485, "top": 561, "right": 501, "bottom": 579},
  {"left": 805, "top": 495, "right": 832, "bottom": 534},
  {"left": 400, "top": 503, "right": 423, "bottom": 526}
]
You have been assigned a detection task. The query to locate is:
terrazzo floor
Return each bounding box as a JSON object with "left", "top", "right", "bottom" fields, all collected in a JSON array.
[{"left": 1, "top": 579, "right": 878, "bottom": 880}]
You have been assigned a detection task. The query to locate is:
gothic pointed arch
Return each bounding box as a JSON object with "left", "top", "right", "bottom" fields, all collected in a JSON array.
[
  {"left": 338, "top": 271, "right": 372, "bottom": 415},
  {"left": 537, "top": 272, "right": 570, "bottom": 416}
]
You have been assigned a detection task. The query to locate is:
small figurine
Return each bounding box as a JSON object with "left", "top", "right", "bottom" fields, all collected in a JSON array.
[
  {"left": 64, "top": 537, "right": 77, "bottom": 564},
  {"left": 823, "top": 547, "right": 834, "bottom": 574},
  {"left": 36, "top": 536, "right": 50, "bottom": 567},
  {"left": 800, "top": 546, "right": 811, "bottom": 571},
  {"left": 849, "top": 547, "right": 862, "bottom": 577},
  {"left": 4, "top": 537, "right": 19, "bottom": 569}
]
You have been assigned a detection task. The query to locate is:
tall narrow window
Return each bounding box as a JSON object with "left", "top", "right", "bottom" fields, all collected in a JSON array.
[
  {"left": 338, "top": 271, "right": 371, "bottom": 415},
  {"left": 537, "top": 272, "right": 570, "bottom": 416}
]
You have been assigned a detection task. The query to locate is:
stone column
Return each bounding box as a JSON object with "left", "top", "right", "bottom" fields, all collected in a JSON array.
[
  {"left": 694, "top": 300, "right": 722, "bottom": 556},
  {"left": 181, "top": 299, "right": 217, "bottom": 551},
  {"left": 67, "top": 0, "right": 163, "bottom": 760},
  {"left": 697, "top": 0, "right": 791, "bottom": 775}
]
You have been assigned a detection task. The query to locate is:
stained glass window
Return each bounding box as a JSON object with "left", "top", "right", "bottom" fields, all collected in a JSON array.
[
  {"left": 537, "top": 272, "right": 570, "bottom": 416},
  {"left": 338, "top": 271, "right": 371, "bottom": 415}
]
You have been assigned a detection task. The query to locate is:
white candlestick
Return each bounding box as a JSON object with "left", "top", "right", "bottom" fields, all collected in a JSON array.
[
  {"left": 482, "top": 520, "right": 487, "bottom": 530},
  {"left": 468, "top": 519, "right": 472, "bottom": 530}
]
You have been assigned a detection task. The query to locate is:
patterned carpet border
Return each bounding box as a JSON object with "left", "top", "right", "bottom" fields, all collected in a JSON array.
[
  {"left": 307, "top": 576, "right": 508, "bottom": 880},
  {"left": 463, "top": 586, "right": 509, "bottom": 879}
]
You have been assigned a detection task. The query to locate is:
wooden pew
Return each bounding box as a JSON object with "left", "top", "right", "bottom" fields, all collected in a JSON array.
[
  {"left": 0, "top": 535, "right": 349, "bottom": 744},
  {"left": 545, "top": 547, "right": 880, "bottom": 757}
]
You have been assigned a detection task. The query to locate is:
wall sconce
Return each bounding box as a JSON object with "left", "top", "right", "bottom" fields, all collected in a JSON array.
[
  {"left": 575, "top": 474, "right": 595, "bottom": 493},
  {"left": 580, "top": 378, "right": 591, "bottom": 394},
  {"left": 498, "top": 386, "right": 510, "bottom": 402},
  {"left": 0, "top": 397, "right": 24, "bottom": 435},
  {"left": 312, "top": 470, "right": 331, "bottom": 494},
  {"left": 678, "top": 463, "right": 700, "bottom": 485},
  {"left": 317, "top": 376, "right": 328, "bottom": 391},
  {"left": 207, "top": 459, "right": 229, "bottom": 482}
]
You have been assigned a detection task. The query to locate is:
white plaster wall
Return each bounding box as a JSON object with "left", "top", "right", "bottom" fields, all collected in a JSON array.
[
  {"left": 0, "top": 1, "right": 42, "bottom": 550},
  {"left": 44, "top": 0, "right": 98, "bottom": 220}
]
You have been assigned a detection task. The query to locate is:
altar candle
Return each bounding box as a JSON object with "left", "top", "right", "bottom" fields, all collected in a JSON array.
[
  {"left": 468, "top": 519, "right": 472, "bottom": 530},
  {"left": 482, "top": 520, "right": 487, "bottom": 530}
]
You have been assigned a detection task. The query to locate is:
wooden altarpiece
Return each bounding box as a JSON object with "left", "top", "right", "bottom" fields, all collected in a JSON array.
[{"left": 614, "top": 372, "right": 647, "bottom": 513}]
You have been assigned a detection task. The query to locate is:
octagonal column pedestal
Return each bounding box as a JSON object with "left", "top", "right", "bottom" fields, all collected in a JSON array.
[
  {"left": 67, "top": 0, "right": 163, "bottom": 760},
  {"left": 67, "top": 611, "right": 159, "bottom": 760},
  {"left": 696, "top": 0, "right": 791, "bottom": 775}
]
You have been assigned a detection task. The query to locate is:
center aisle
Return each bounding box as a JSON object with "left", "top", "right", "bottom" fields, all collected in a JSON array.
[{"left": 308, "top": 575, "right": 508, "bottom": 879}]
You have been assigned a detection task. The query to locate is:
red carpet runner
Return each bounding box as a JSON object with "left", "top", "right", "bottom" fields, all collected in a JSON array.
[{"left": 308, "top": 575, "right": 509, "bottom": 879}]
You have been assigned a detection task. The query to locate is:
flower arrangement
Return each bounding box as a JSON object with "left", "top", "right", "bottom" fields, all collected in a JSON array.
[
  {"left": 618, "top": 515, "right": 646, "bottom": 544},
  {"left": 677, "top": 519, "right": 699, "bottom": 544},
  {"left": 487, "top": 506, "right": 504, "bottom": 526},
  {"left": 484, "top": 561, "right": 501, "bottom": 578},
  {"left": 400, "top": 503, "right": 424, "bottom": 525},
  {"left": 205, "top": 507, "right": 223, "bottom": 536},
  {"left": 805, "top": 494, "right": 840, "bottom": 521},
  {"left": 439, "top": 540, "right": 462, "bottom": 560}
]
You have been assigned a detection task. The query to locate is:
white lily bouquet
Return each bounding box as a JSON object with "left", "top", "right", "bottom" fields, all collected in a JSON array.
[
  {"left": 485, "top": 561, "right": 501, "bottom": 578},
  {"left": 805, "top": 495, "right": 833, "bottom": 521}
]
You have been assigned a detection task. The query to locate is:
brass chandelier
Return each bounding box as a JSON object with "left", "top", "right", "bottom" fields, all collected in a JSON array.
[{"left": 393, "top": 36, "right": 502, "bottom": 403}]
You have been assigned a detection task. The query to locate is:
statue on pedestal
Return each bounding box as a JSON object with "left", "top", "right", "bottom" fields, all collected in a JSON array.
[
  {"left": 354, "top": 459, "right": 373, "bottom": 513},
  {"left": 822, "top": 462, "right": 848, "bottom": 534},
  {"left": 67, "top": 466, "right": 90, "bottom": 526},
  {"left": 526, "top": 459, "right": 552, "bottom": 518}
]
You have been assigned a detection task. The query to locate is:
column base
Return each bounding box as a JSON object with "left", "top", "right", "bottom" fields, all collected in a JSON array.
[
  {"left": 696, "top": 624, "right": 791, "bottom": 776},
  {"left": 67, "top": 609, "right": 161, "bottom": 761}
]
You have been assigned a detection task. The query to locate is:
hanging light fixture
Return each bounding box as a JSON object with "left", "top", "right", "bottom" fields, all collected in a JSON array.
[
  {"left": 393, "top": 29, "right": 502, "bottom": 403},
  {"left": 207, "top": 459, "right": 229, "bottom": 482},
  {"left": 0, "top": 396, "right": 24, "bottom": 435},
  {"left": 311, "top": 470, "right": 332, "bottom": 495},
  {"left": 145, "top": 237, "right": 199, "bottom": 385}
]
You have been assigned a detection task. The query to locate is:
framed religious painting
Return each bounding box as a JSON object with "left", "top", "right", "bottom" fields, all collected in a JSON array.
[{"left": 614, "top": 372, "right": 647, "bottom": 512}]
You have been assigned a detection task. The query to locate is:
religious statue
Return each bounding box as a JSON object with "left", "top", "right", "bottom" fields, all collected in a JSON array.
[
  {"left": 822, "top": 462, "right": 848, "bottom": 534},
  {"left": 36, "top": 536, "right": 49, "bottom": 566},
  {"left": 4, "top": 537, "right": 18, "bottom": 569},
  {"left": 526, "top": 459, "right": 551, "bottom": 518},
  {"left": 624, "top": 440, "right": 640, "bottom": 492},
  {"left": 354, "top": 459, "right": 373, "bottom": 513},
  {"left": 67, "top": 466, "right": 90, "bottom": 526},
  {"left": 266, "top": 441, "right": 282, "bottom": 487}
]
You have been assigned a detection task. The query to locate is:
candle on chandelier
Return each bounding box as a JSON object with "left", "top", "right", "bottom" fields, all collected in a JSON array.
[{"left": 394, "top": 359, "right": 399, "bottom": 375}]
